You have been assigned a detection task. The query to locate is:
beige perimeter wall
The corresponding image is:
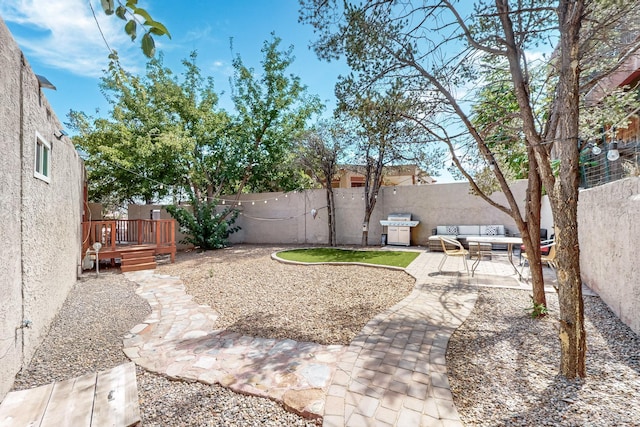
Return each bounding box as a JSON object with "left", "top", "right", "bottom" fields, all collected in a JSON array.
[
  {"left": 133, "top": 182, "right": 527, "bottom": 247},
  {"left": 0, "top": 17, "right": 84, "bottom": 400},
  {"left": 578, "top": 177, "right": 640, "bottom": 335},
  {"left": 223, "top": 181, "right": 527, "bottom": 246}
]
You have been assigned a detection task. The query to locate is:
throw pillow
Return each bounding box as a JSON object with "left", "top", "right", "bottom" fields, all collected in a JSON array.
[
  {"left": 446, "top": 225, "right": 458, "bottom": 234},
  {"left": 485, "top": 225, "right": 498, "bottom": 236}
]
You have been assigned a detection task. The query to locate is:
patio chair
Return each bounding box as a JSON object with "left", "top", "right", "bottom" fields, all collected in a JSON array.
[
  {"left": 518, "top": 229, "right": 550, "bottom": 264},
  {"left": 438, "top": 236, "right": 469, "bottom": 275},
  {"left": 520, "top": 239, "right": 556, "bottom": 280}
]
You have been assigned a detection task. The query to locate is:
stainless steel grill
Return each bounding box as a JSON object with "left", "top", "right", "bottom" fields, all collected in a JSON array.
[{"left": 379, "top": 213, "right": 419, "bottom": 246}]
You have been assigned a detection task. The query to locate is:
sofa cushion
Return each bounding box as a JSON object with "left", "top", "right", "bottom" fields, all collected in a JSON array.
[
  {"left": 437, "top": 225, "right": 458, "bottom": 235},
  {"left": 457, "top": 225, "right": 480, "bottom": 235},
  {"left": 428, "top": 234, "right": 457, "bottom": 241},
  {"left": 480, "top": 225, "right": 505, "bottom": 236}
]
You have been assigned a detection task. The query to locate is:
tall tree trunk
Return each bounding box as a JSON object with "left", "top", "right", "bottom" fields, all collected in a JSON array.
[
  {"left": 361, "top": 191, "right": 373, "bottom": 246},
  {"left": 326, "top": 186, "right": 336, "bottom": 246},
  {"left": 491, "top": 0, "right": 548, "bottom": 310},
  {"left": 548, "top": 0, "right": 586, "bottom": 378},
  {"left": 496, "top": 0, "right": 585, "bottom": 376},
  {"left": 525, "top": 150, "right": 547, "bottom": 308},
  {"left": 361, "top": 160, "right": 383, "bottom": 246}
]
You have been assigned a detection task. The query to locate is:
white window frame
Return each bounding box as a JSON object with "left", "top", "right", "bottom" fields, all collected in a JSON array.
[{"left": 34, "top": 131, "right": 51, "bottom": 183}]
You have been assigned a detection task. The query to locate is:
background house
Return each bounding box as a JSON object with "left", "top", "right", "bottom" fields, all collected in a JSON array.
[
  {"left": 331, "top": 164, "right": 435, "bottom": 188},
  {"left": 0, "top": 17, "right": 85, "bottom": 400}
]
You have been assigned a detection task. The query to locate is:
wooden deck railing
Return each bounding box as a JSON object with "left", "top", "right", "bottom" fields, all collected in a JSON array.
[{"left": 82, "top": 219, "right": 176, "bottom": 260}]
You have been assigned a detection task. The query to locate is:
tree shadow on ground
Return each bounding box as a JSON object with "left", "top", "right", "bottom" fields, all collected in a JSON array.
[
  {"left": 216, "top": 302, "right": 390, "bottom": 346},
  {"left": 446, "top": 287, "right": 640, "bottom": 426}
]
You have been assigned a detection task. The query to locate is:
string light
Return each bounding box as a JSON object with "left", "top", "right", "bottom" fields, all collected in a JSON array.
[
  {"left": 215, "top": 187, "right": 411, "bottom": 207},
  {"left": 607, "top": 142, "right": 620, "bottom": 161}
]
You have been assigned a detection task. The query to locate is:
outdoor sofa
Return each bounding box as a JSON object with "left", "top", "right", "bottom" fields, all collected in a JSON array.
[{"left": 428, "top": 225, "right": 508, "bottom": 252}]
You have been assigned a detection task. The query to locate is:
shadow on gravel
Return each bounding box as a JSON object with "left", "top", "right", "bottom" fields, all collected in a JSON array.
[
  {"left": 582, "top": 295, "right": 640, "bottom": 376},
  {"left": 446, "top": 287, "right": 640, "bottom": 426},
  {"left": 216, "top": 304, "right": 381, "bottom": 346}
]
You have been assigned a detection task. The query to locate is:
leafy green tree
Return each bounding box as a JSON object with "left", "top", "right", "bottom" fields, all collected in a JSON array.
[
  {"left": 226, "top": 34, "right": 324, "bottom": 196},
  {"left": 72, "top": 36, "right": 323, "bottom": 205},
  {"left": 72, "top": 36, "right": 323, "bottom": 249},
  {"left": 70, "top": 52, "right": 230, "bottom": 208}
]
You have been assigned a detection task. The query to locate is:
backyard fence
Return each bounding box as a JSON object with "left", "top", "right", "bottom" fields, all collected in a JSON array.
[{"left": 580, "top": 141, "right": 640, "bottom": 189}]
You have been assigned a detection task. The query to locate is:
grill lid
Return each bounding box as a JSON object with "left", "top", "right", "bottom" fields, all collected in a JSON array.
[
  {"left": 380, "top": 213, "right": 419, "bottom": 227},
  {"left": 387, "top": 213, "right": 412, "bottom": 221}
]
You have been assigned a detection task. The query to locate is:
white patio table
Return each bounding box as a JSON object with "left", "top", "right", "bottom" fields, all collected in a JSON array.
[{"left": 466, "top": 236, "right": 523, "bottom": 279}]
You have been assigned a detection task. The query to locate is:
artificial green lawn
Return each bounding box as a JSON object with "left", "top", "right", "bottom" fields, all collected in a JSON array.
[{"left": 276, "top": 247, "right": 420, "bottom": 268}]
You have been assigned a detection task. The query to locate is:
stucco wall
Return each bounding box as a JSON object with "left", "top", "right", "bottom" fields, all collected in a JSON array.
[
  {"left": 133, "top": 181, "right": 526, "bottom": 248},
  {"left": 86, "top": 202, "right": 104, "bottom": 220},
  {"left": 0, "top": 15, "right": 25, "bottom": 403},
  {"left": 0, "top": 17, "right": 84, "bottom": 400},
  {"left": 216, "top": 181, "right": 527, "bottom": 246},
  {"left": 540, "top": 195, "right": 555, "bottom": 238},
  {"left": 578, "top": 177, "right": 640, "bottom": 335}
]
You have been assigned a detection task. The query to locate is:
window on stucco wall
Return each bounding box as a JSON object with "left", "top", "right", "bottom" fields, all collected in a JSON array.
[{"left": 34, "top": 131, "right": 51, "bottom": 183}]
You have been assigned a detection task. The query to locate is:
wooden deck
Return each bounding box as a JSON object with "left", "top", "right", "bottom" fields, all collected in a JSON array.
[
  {"left": 0, "top": 363, "right": 140, "bottom": 427},
  {"left": 82, "top": 219, "right": 176, "bottom": 269}
]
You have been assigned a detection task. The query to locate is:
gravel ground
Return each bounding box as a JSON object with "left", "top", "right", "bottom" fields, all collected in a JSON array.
[
  {"left": 10, "top": 270, "right": 320, "bottom": 426},
  {"left": 10, "top": 245, "right": 640, "bottom": 426},
  {"left": 155, "top": 245, "right": 416, "bottom": 345},
  {"left": 447, "top": 287, "right": 640, "bottom": 427}
]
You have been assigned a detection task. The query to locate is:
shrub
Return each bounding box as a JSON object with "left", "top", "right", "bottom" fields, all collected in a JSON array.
[{"left": 166, "top": 197, "right": 240, "bottom": 250}]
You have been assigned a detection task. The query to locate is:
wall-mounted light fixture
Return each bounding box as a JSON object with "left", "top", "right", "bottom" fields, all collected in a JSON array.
[
  {"left": 54, "top": 129, "right": 68, "bottom": 140},
  {"left": 35, "top": 74, "right": 56, "bottom": 90},
  {"left": 35, "top": 74, "right": 56, "bottom": 106},
  {"left": 607, "top": 141, "right": 620, "bottom": 161}
]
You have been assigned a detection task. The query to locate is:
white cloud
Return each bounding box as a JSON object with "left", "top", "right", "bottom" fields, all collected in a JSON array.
[
  {"left": 184, "top": 25, "right": 213, "bottom": 44},
  {"left": 211, "top": 59, "right": 234, "bottom": 78},
  {"left": 0, "top": 0, "right": 139, "bottom": 78}
]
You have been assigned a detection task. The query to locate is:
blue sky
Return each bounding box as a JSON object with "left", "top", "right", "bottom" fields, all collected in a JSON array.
[{"left": 1, "top": 0, "right": 349, "bottom": 124}]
